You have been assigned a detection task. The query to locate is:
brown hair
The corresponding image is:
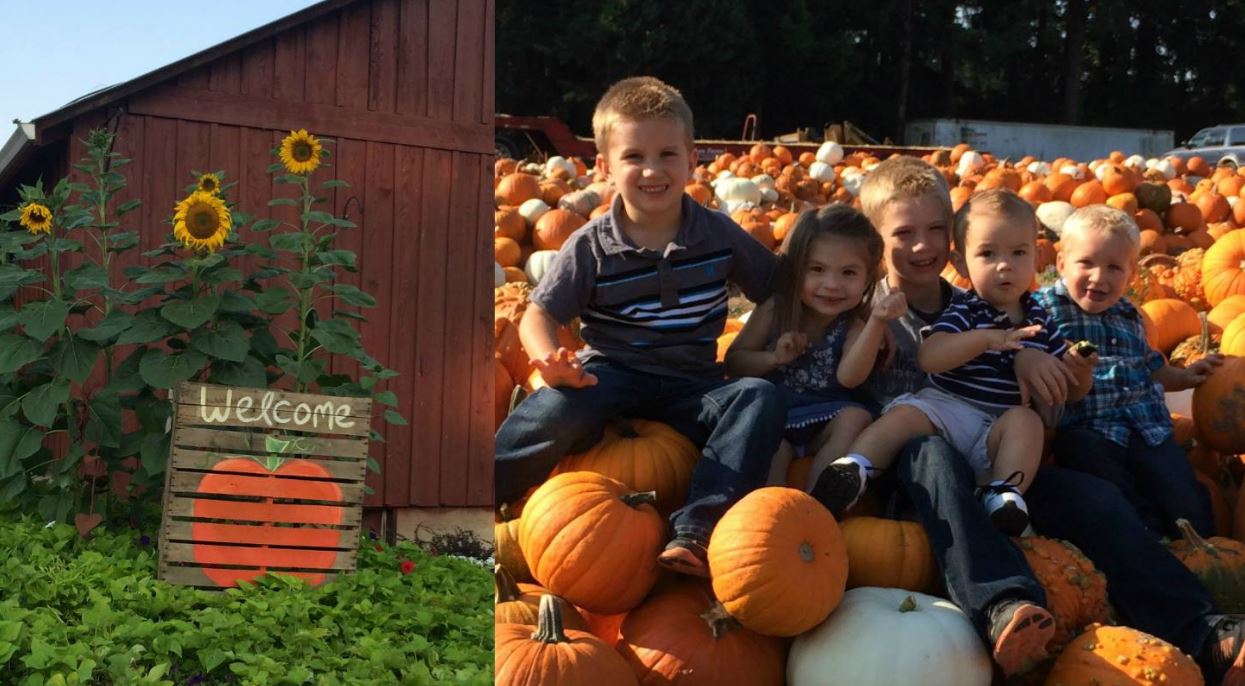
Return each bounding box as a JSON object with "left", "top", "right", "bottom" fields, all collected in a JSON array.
[
  {"left": 859, "top": 156, "right": 953, "bottom": 227},
  {"left": 953, "top": 188, "right": 1038, "bottom": 253},
  {"left": 592, "top": 76, "right": 694, "bottom": 154},
  {"left": 772, "top": 204, "right": 884, "bottom": 337}
]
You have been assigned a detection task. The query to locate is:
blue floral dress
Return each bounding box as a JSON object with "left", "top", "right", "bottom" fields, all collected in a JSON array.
[{"left": 764, "top": 314, "right": 869, "bottom": 447}]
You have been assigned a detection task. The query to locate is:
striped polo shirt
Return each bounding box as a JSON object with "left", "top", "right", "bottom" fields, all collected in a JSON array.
[
  {"left": 922, "top": 290, "right": 1068, "bottom": 412},
  {"left": 531, "top": 194, "right": 777, "bottom": 378}
]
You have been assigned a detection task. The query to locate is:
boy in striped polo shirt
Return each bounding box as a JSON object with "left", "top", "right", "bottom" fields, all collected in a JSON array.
[
  {"left": 814, "top": 189, "right": 1095, "bottom": 535},
  {"left": 494, "top": 77, "right": 784, "bottom": 577},
  {"left": 1034, "top": 205, "right": 1218, "bottom": 539}
]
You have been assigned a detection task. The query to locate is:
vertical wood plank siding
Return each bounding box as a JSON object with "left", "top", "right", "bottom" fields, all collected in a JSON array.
[{"left": 13, "top": 0, "right": 492, "bottom": 508}]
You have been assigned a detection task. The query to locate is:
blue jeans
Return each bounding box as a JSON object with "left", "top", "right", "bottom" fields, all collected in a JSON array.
[
  {"left": 1026, "top": 465, "right": 1217, "bottom": 657},
  {"left": 1051, "top": 428, "right": 1214, "bottom": 539},
  {"left": 894, "top": 436, "right": 1046, "bottom": 641},
  {"left": 494, "top": 359, "right": 786, "bottom": 537}
]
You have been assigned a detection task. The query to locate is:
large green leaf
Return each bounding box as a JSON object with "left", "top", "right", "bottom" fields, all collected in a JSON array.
[
  {"left": 160, "top": 295, "right": 219, "bottom": 330},
  {"left": 51, "top": 335, "right": 102, "bottom": 383},
  {"left": 140, "top": 432, "right": 171, "bottom": 475},
  {"left": 116, "top": 311, "right": 176, "bottom": 345},
  {"left": 139, "top": 349, "right": 207, "bottom": 388},
  {"left": 106, "top": 347, "right": 148, "bottom": 393},
  {"left": 0, "top": 334, "right": 42, "bottom": 374},
  {"left": 0, "top": 418, "right": 43, "bottom": 477},
  {"left": 218, "top": 290, "right": 257, "bottom": 313},
  {"left": 315, "top": 250, "right": 357, "bottom": 269},
  {"left": 309, "top": 318, "right": 359, "bottom": 354},
  {"left": 209, "top": 354, "right": 268, "bottom": 388},
  {"left": 21, "top": 379, "right": 70, "bottom": 427},
  {"left": 78, "top": 311, "right": 133, "bottom": 342},
  {"left": 329, "top": 284, "right": 377, "bottom": 308},
  {"left": 270, "top": 232, "right": 311, "bottom": 253},
  {"left": 276, "top": 354, "right": 324, "bottom": 384},
  {"left": 134, "top": 265, "right": 187, "bottom": 285},
  {"left": 0, "top": 304, "right": 16, "bottom": 333},
  {"left": 0, "top": 264, "right": 43, "bottom": 289},
  {"left": 189, "top": 320, "right": 249, "bottom": 362},
  {"left": 255, "top": 288, "right": 294, "bottom": 314},
  {"left": 18, "top": 299, "right": 70, "bottom": 342},
  {"left": 63, "top": 263, "right": 109, "bottom": 292},
  {"left": 85, "top": 392, "right": 123, "bottom": 449},
  {"left": 202, "top": 267, "right": 243, "bottom": 286}
]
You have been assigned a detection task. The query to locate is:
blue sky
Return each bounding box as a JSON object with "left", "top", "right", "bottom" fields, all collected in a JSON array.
[{"left": 0, "top": 0, "right": 321, "bottom": 124}]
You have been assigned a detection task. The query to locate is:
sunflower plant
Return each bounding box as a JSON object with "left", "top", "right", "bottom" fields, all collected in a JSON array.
[{"left": 252, "top": 130, "right": 405, "bottom": 431}]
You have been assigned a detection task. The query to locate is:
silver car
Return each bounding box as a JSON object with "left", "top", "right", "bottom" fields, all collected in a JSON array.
[{"left": 1164, "top": 124, "right": 1245, "bottom": 167}]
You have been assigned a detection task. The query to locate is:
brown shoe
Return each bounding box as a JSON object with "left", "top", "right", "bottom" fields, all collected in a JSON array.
[
  {"left": 988, "top": 599, "right": 1054, "bottom": 676},
  {"left": 657, "top": 537, "right": 710, "bottom": 578},
  {"left": 1203, "top": 615, "right": 1245, "bottom": 686}
]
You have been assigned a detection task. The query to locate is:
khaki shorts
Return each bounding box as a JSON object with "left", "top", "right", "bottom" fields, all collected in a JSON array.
[{"left": 884, "top": 386, "right": 996, "bottom": 481}]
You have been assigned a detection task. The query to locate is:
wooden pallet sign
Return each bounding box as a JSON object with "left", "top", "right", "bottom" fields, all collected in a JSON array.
[{"left": 158, "top": 382, "right": 372, "bottom": 589}]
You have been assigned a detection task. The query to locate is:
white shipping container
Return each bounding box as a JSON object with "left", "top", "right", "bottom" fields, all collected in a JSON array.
[{"left": 905, "top": 118, "right": 1175, "bottom": 161}]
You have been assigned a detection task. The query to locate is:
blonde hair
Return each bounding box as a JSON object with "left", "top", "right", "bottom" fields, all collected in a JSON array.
[
  {"left": 859, "top": 156, "right": 953, "bottom": 227},
  {"left": 592, "top": 76, "right": 694, "bottom": 154},
  {"left": 1060, "top": 205, "right": 1141, "bottom": 248},
  {"left": 953, "top": 189, "right": 1038, "bottom": 253}
]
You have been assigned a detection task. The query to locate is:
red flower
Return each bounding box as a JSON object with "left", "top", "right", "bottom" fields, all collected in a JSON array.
[
  {"left": 399, "top": 559, "right": 416, "bottom": 575},
  {"left": 374, "top": 545, "right": 384, "bottom": 552}
]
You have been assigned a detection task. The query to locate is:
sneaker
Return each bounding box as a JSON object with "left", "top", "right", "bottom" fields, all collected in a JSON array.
[
  {"left": 809, "top": 459, "right": 867, "bottom": 520},
  {"left": 657, "top": 536, "right": 710, "bottom": 578},
  {"left": 1202, "top": 614, "right": 1245, "bottom": 686},
  {"left": 988, "top": 599, "right": 1055, "bottom": 676},
  {"left": 978, "top": 471, "right": 1030, "bottom": 537}
]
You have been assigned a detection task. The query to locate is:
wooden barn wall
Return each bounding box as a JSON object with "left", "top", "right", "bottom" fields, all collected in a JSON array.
[{"left": 18, "top": 0, "right": 493, "bottom": 508}]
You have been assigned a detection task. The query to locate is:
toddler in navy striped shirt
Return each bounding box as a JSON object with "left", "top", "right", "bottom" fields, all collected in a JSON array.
[{"left": 810, "top": 190, "right": 1095, "bottom": 535}]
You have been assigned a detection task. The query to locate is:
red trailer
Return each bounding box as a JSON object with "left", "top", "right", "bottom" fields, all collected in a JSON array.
[{"left": 495, "top": 113, "right": 943, "bottom": 165}]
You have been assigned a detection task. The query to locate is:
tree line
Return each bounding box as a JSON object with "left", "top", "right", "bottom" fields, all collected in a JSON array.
[{"left": 497, "top": 0, "right": 1244, "bottom": 145}]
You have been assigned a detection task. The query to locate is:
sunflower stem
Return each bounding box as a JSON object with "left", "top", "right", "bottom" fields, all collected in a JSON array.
[{"left": 294, "top": 174, "right": 314, "bottom": 394}]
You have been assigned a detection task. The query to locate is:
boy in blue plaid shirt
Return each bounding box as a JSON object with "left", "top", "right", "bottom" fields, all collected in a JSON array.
[{"left": 1034, "top": 205, "right": 1219, "bottom": 539}]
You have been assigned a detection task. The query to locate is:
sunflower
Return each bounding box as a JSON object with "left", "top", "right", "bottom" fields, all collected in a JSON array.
[
  {"left": 19, "top": 202, "right": 53, "bottom": 234},
  {"left": 196, "top": 172, "right": 222, "bottom": 195},
  {"left": 279, "top": 129, "right": 323, "bottom": 175},
  {"left": 173, "top": 191, "right": 232, "bottom": 253}
]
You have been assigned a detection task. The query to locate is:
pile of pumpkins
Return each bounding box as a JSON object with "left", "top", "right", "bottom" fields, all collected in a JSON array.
[{"left": 494, "top": 144, "right": 1245, "bottom": 684}]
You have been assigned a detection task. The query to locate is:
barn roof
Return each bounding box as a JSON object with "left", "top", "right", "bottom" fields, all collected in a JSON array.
[{"left": 0, "top": 0, "right": 357, "bottom": 189}]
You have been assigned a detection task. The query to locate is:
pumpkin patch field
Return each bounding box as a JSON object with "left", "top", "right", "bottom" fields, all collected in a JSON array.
[{"left": 493, "top": 144, "right": 1245, "bottom": 684}]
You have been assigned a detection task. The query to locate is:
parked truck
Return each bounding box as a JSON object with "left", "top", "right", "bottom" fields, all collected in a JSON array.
[{"left": 904, "top": 118, "right": 1175, "bottom": 162}]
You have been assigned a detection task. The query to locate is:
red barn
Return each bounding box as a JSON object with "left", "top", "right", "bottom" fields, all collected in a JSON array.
[{"left": 0, "top": 0, "right": 494, "bottom": 537}]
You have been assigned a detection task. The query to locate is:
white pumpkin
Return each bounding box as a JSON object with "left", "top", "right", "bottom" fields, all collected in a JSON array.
[
  {"left": 815, "top": 141, "right": 844, "bottom": 165},
  {"left": 788, "top": 587, "right": 991, "bottom": 686},
  {"left": 1026, "top": 161, "right": 1051, "bottom": 176},
  {"left": 761, "top": 188, "right": 779, "bottom": 203},
  {"left": 715, "top": 177, "right": 762, "bottom": 206},
  {"left": 840, "top": 169, "right": 865, "bottom": 197},
  {"left": 518, "top": 198, "right": 550, "bottom": 226},
  {"left": 1060, "top": 164, "right": 1085, "bottom": 180},
  {"left": 1093, "top": 163, "right": 1108, "bottom": 181},
  {"left": 1125, "top": 154, "right": 1146, "bottom": 169},
  {"left": 751, "top": 174, "right": 776, "bottom": 192},
  {"left": 1155, "top": 158, "right": 1178, "bottom": 179},
  {"left": 524, "top": 250, "right": 559, "bottom": 285},
  {"left": 1036, "top": 201, "right": 1076, "bottom": 236},
  {"left": 808, "top": 161, "right": 836, "bottom": 184},
  {"left": 956, "top": 151, "right": 985, "bottom": 177},
  {"left": 494, "top": 262, "right": 505, "bottom": 287},
  {"left": 545, "top": 156, "right": 576, "bottom": 179},
  {"left": 558, "top": 189, "right": 600, "bottom": 217}
]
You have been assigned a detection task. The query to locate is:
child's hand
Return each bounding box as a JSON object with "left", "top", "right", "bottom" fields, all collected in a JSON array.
[
  {"left": 1015, "top": 349, "right": 1078, "bottom": 406},
  {"left": 531, "top": 348, "right": 598, "bottom": 388},
  {"left": 1062, "top": 345, "right": 1099, "bottom": 375},
  {"left": 985, "top": 324, "right": 1042, "bottom": 352},
  {"left": 872, "top": 291, "right": 908, "bottom": 322},
  {"left": 1184, "top": 354, "right": 1224, "bottom": 386},
  {"left": 774, "top": 331, "right": 809, "bottom": 365}
]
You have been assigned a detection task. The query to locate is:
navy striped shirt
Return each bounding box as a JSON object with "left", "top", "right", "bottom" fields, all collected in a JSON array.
[
  {"left": 921, "top": 290, "right": 1068, "bottom": 412},
  {"left": 531, "top": 194, "right": 777, "bottom": 378}
]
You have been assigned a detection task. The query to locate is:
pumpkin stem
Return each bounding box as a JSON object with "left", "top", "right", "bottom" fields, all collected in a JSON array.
[
  {"left": 700, "top": 601, "right": 743, "bottom": 639},
  {"left": 608, "top": 417, "right": 640, "bottom": 439},
  {"left": 531, "top": 595, "right": 571, "bottom": 644},
  {"left": 620, "top": 491, "right": 658, "bottom": 508},
  {"left": 1197, "top": 313, "right": 1211, "bottom": 354},
  {"left": 495, "top": 564, "right": 522, "bottom": 604},
  {"left": 1176, "top": 517, "right": 1215, "bottom": 553},
  {"left": 898, "top": 595, "right": 919, "bottom": 613}
]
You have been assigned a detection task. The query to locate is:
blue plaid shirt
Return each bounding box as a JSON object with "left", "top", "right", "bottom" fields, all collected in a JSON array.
[{"left": 1033, "top": 281, "right": 1170, "bottom": 447}]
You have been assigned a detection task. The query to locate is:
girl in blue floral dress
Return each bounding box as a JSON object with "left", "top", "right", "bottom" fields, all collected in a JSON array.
[{"left": 727, "top": 205, "right": 907, "bottom": 493}]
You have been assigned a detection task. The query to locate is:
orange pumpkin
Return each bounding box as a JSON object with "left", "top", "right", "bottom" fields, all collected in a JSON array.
[
  {"left": 191, "top": 458, "right": 343, "bottom": 587},
  {"left": 496, "top": 172, "right": 542, "bottom": 207},
  {"left": 539, "top": 179, "right": 572, "bottom": 207},
  {"left": 1168, "top": 518, "right": 1245, "bottom": 613},
  {"left": 1198, "top": 190, "right": 1232, "bottom": 224},
  {"left": 839, "top": 516, "right": 940, "bottom": 595},
  {"left": 1045, "top": 173, "right": 1078, "bottom": 202},
  {"left": 1015, "top": 536, "right": 1110, "bottom": 652},
  {"left": 495, "top": 514, "right": 533, "bottom": 583},
  {"left": 708, "top": 487, "right": 848, "bottom": 637},
  {"left": 1212, "top": 296, "right": 1245, "bottom": 334},
  {"left": 1140, "top": 298, "right": 1201, "bottom": 353},
  {"left": 1203, "top": 229, "right": 1245, "bottom": 307},
  {"left": 1045, "top": 624, "right": 1203, "bottom": 686},
  {"left": 550, "top": 419, "right": 699, "bottom": 518},
  {"left": 1106, "top": 192, "right": 1138, "bottom": 215},
  {"left": 495, "top": 595, "right": 638, "bottom": 686},
  {"left": 519, "top": 472, "right": 663, "bottom": 614},
  {"left": 1192, "top": 356, "right": 1245, "bottom": 455},
  {"left": 495, "top": 565, "right": 590, "bottom": 630},
  {"left": 496, "top": 208, "right": 527, "bottom": 242},
  {"left": 1101, "top": 164, "right": 1137, "bottom": 195},
  {"left": 1018, "top": 180, "right": 1053, "bottom": 204},
  {"left": 1224, "top": 313, "right": 1245, "bottom": 357},
  {"left": 495, "top": 281, "right": 533, "bottom": 327},
  {"left": 1069, "top": 180, "right": 1108, "bottom": 208},
  {"left": 533, "top": 209, "right": 587, "bottom": 251},
  {"left": 495, "top": 237, "right": 523, "bottom": 268},
  {"left": 1166, "top": 202, "right": 1205, "bottom": 234},
  {"left": 617, "top": 581, "right": 786, "bottom": 686}
]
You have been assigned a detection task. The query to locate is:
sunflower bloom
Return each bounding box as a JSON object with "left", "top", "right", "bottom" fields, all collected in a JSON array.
[
  {"left": 19, "top": 203, "right": 53, "bottom": 234},
  {"left": 279, "top": 129, "right": 323, "bottom": 175},
  {"left": 196, "top": 173, "right": 222, "bottom": 195},
  {"left": 173, "top": 191, "right": 232, "bottom": 253}
]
